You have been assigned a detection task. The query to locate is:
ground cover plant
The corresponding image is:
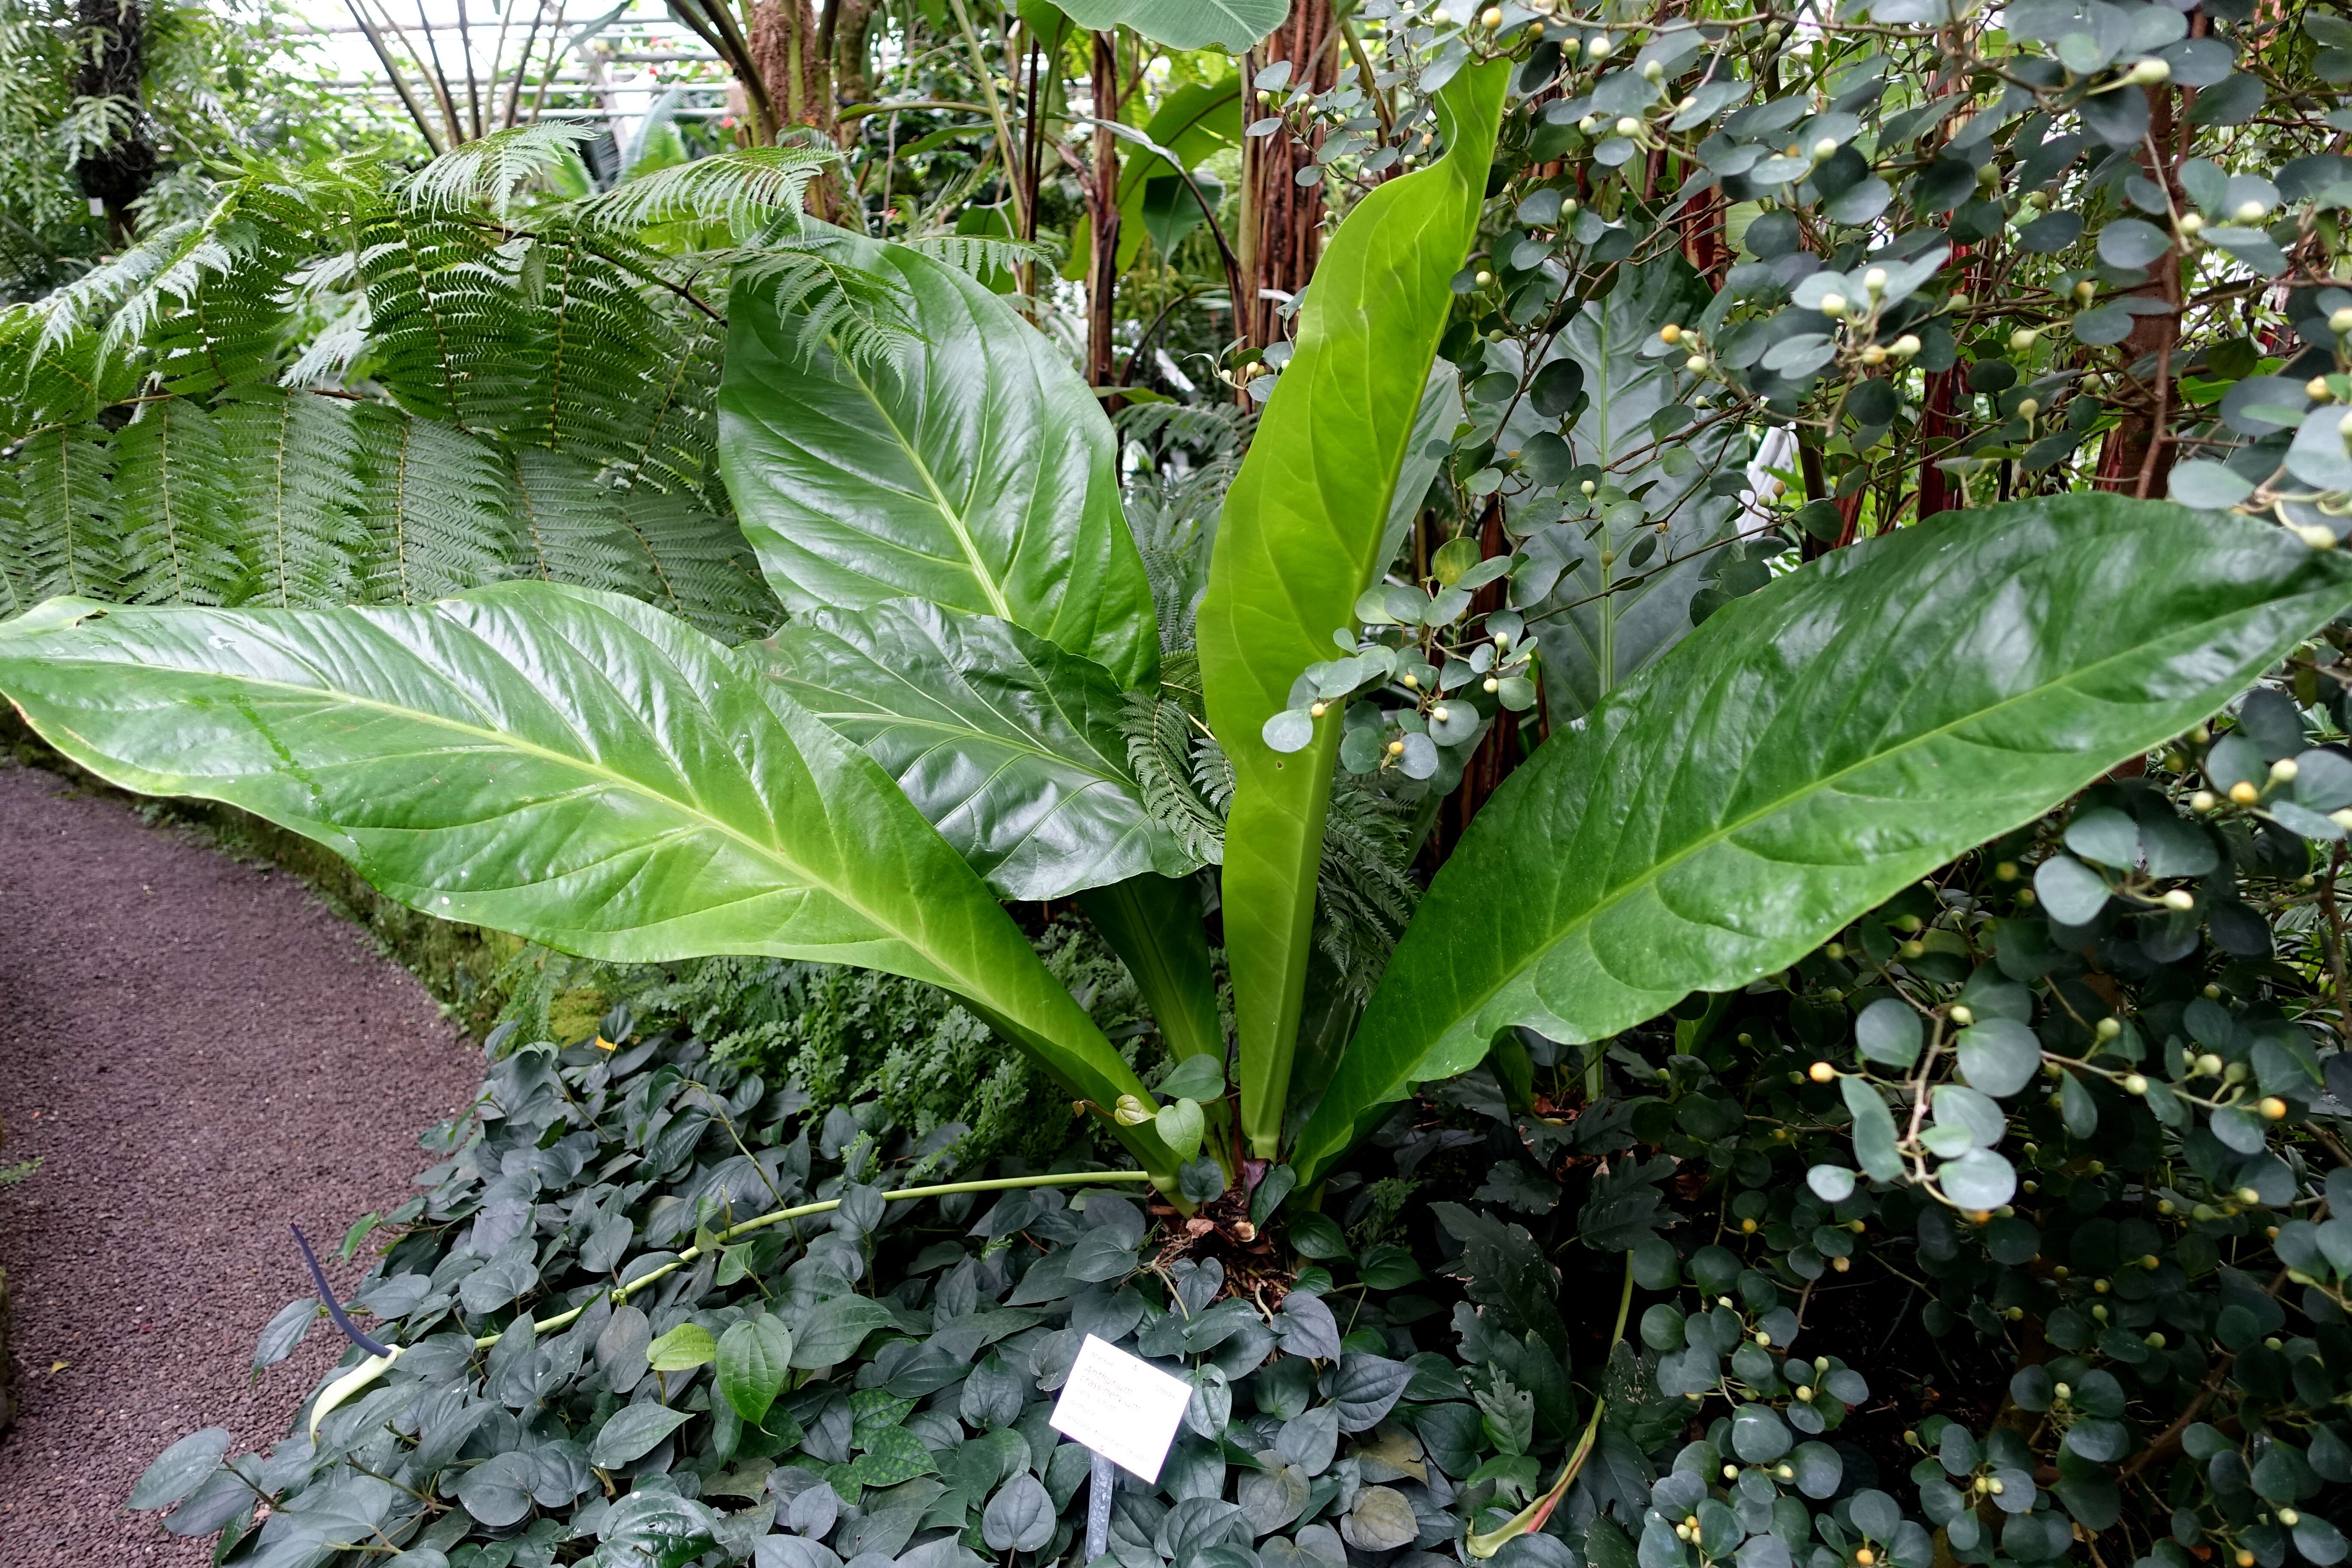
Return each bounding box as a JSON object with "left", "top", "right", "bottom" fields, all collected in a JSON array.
[{"left": 12, "top": 0, "right": 2352, "bottom": 1564}]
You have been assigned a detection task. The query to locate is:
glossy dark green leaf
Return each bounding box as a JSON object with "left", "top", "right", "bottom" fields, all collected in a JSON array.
[
  {"left": 589, "top": 1402, "right": 694, "bottom": 1467},
  {"left": 1300, "top": 499, "right": 2352, "bottom": 1179},
  {"left": 1957, "top": 1020, "right": 2043, "bottom": 1098},
  {"left": 130, "top": 1428, "right": 232, "bottom": 1510},
  {"left": 761, "top": 598, "right": 1195, "bottom": 900},
  {"left": 1195, "top": 61, "right": 1509, "bottom": 1156},
  {"left": 1843, "top": 1077, "right": 1903, "bottom": 1181},
  {"left": 0, "top": 585, "right": 1173, "bottom": 1181},
  {"left": 456, "top": 1450, "right": 536, "bottom": 1526},
  {"left": 720, "top": 237, "right": 1158, "bottom": 687},
  {"left": 718, "top": 1314, "right": 793, "bottom": 1424},
  {"left": 253, "top": 1296, "right": 317, "bottom": 1370}
]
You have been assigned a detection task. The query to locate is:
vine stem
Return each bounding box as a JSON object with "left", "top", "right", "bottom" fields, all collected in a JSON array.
[
  {"left": 470, "top": 1170, "right": 1154, "bottom": 1348},
  {"left": 1466, "top": 1252, "right": 1633, "bottom": 1559}
]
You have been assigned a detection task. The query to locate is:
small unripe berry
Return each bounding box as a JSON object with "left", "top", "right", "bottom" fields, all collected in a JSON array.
[
  {"left": 2238, "top": 1185, "right": 2263, "bottom": 1205},
  {"left": 2272, "top": 756, "right": 2300, "bottom": 784},
  {"left": 1950, "top": 1004, "right": 1974, "bottom": 1026},
  {"left": 2177, "top": 213, "right": 2203, "bottom": 236},
  {"left": 2191, "top": 790, "right": 2218, "bottom": 812},
  {"left": 2284, "top": 1511, "right": 2303, "bottom": 1528},
  {"left": 2314, "top": 378, "right": 2337, "bottom": 401},
  {"left": 1860, "top": 344, "right": 1888, "bottom": 365},
  {"left": 2011, "top": 329, "right": 2039, "bottom": 351},
  {"left": 1615, "top": 116, "right": 1641, "bottom": 138},
  {"left": 1483, "top": 677, "right": 1498, "bottom": 693},
  {"left": 1776, "top": 1464, "right": 1795, "bottom": 1480},
  {"left": 1310, "top": 701, "right": 1329, "bottom": 718},
  {"left": 2125, "top": 1074, "right": 2149, "bottom": 1095},
  {"left": 1643, "top": 59, "right": 1664, "bottom": 80},
  {"left": 2126, "top": 57, "right": 2171, "bottom": 83},
  {"left": 1825, "top": 941, "right": 1846, "bottom": 959},
  {"left": 1891, "top": 334, "right": 1922, "bottom": 358},
  {"left": 1660, "top": 323, "right": 1684, "bottom": 344},
  {"left": 2262, "top": 1096, "right": 2288, "bottom": 1121},
  {"left": 1809, "top": 1061, "right": 1836, "bottom": 1083},
  {"left": 2334, "top": 307, "right": 2352, "bottom": 335},
  {"left": 1832, "top": 1255, "right": 1850, "bottom": 1272},
  {"left": 1819, "top": 292, "right": 1848, "bottom": 318},
  {"left": 1858, "top": 1552, "right": 1876, "bottom": 1566},
  {"left": 1430, "top": 706, "right": 1450, "bottom": 722},
  {"left": 1813, "top": 137, "right": 1838, "bottom": 159},
  {"left": 1948, "top": 292, "right": 1971, "bottom": 311},
  {"left": 2236, "top": 199, "right": 2268, "bottom": 223},
  {"left": 1996, "top": 860, "right": 2019, "bottom": 880},
  {"left": 1387, "top": 739, "right": 1405, "bottom": 756},
  {"left": 2017, "top": 398, "right": 2040, "bottom": 420},
  {"left": 2230, "top": 781, "right": 2260, "bottom": 805},
  {"left": 1686, "top": 354, "right": 1710, "bottom": 372},
  {"left": 2096, "top": 1017, "right": 2122, "bottom": 1039},
  {"left": 1475, "top": 270, "right": 1495, "bottom": 287},
  {"left": 2162, "top": 888, "right": 2194, "bottom": 911},
  {"left": 1586, "top": 32, "right": 1611, "bottom": 56},
  {"left": 1724, "top": 1464, "right": 1740, "bottom": 1481},
  {"left": 1480, "top": 5, "right": 1502, "bottom": 24}
]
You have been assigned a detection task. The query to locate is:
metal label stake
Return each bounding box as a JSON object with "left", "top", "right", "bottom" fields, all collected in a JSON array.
[{"left": 1086, "top": 1447, "right": 1115, "bottom": 1562}]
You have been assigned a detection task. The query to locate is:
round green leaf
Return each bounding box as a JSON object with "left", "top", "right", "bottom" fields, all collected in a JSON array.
[
  {"left": 2169, "top": 460, "right": 2256, "bottom": 510},
  {"left": 1806, "top": 1165, "right": 1857, "bottom": 1202},
  {"left": 1939, "top": 1148, "right": 2017, "bottom": 1209},
  {"left": 2033, "top": 854, "right": 2110, "bottom": 926},
  {"left": 1855, "top": 998, "right": 1923, "bottom": 1067},
  {"left": 1157, "top": 1096, "right": 1208, "bottom": 1159},
  {"left": 1956, "top": 1020, "right": 2043, "bottom": 1098}
]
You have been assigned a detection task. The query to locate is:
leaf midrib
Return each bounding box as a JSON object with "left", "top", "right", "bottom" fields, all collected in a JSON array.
[
  {"left": 836, "top": 343, "right": 1017, "bottom": 623},
  {"left": 1418, "top": 573, "right": 2309, "bottom": 1054}
]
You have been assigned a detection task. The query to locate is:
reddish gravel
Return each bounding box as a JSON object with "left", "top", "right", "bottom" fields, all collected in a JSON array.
[{"left": 0, "top": 761, "right": 483, "bottom": 1566}]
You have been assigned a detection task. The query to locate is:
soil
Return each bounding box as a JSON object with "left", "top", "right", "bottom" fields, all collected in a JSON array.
[{"left": 0, "top": 761, "right": 483, "bottom": 1567}]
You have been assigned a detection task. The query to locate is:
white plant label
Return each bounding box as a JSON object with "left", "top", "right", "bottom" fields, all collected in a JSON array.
[{"left": 1048, "top": 1333, "right": 1194, "bottom": 1483}]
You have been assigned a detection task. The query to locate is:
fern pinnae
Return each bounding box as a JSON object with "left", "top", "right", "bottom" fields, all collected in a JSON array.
[
  {"left": 111, "top": 395, "right": 243, "bottom": 607},
  {"left": 402, "top": 122, "right": 600, "bottom": 217},
  {"left": 570, "top": 146, "right": 835, "bottom": 235}
]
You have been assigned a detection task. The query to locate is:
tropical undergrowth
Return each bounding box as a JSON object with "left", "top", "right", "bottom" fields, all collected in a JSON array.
[{"left": 124, "top": 646, "right": 2352, "bottom": 1568}]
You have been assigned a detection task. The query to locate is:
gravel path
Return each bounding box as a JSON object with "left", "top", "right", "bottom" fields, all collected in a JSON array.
[{"left": 0, "top": 762, "right": 484, "bottom": 1566}]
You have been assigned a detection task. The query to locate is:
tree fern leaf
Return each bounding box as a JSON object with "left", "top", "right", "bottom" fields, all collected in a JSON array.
[
  {"left": 354, "top": 206, "right": 536, "bottom": 433},
  {"left": 613, "top": 310, "right": 723, "bottom": 496},
  {"left": 110, "top": 397, "right": 246, "bottom": 606},
  {"left": 571, "top": 146, "right": 835, "bottom": 233},
  {"left": 902, "top": 233, "right": 1050, "bottom": 283},
  {"left": 0, "top": 423, "right": 118, "bottom": 613},
  {"left": 506, "top": 446, "right": 655, "bottom": 597},
  {"left": 349, "top": 404, "right": 513, "bottom": 603},
  {"left": 214, "top": 389, "right": 367, "bottom": 607},
  {"left": 0, "top": 310, "right": 118, "bottom": 436},
  {"left": 605, "top": 484, "right": 781, "bottom": 641},
  {"left": 402, "top": 122, "right": 600, "bottom": 216}
]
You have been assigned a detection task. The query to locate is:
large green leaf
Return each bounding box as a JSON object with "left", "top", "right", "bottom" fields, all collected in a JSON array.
[
  {"left": 1195, "top": 61, "right": 1509, "bottom": 1157},
  {"left": 1055, "top": 0, "right": 1287, "bottom": 53},
  {"left": 759, "top": 597, "right": 1197, "bottom": 900},
  {"left": 1294, "top": 498, "right": 2352, "bottom": 1179},
  {"left": 0, "top": 584, "right": 1173, "bottom": 1177},
  {"left": 718, "top": 238, "right": 1159, "bottom": 688},
  {"left": 1500, "top": 257, "right": 1740, "bottom": 724}
]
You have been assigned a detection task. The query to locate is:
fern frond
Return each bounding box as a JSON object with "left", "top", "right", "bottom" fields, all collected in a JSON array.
[
  {"left": 1314, "top": 783, "right": 1420, "bottom": 1001},
  {"left": 0, "top": 423, "right": 117, "bottom": 613},
  {"left": 354, "top": 205, "right": 537, "bottom": 433},
  {"left": 1115, "top": 398, "right": 1250, "bottom": 458},
  {"left": 615, "top": 309, "right": 723, "bottom": 496},
  {"left": 349, "top": 405, "right": 514, "bottom": 603},
  {"left": 214, "top": 389, "right": 367, "bottom": 608},
  {"left": 901, "top": 233, "right": 1050, "bottom": 282},
  {"left": 606, "top": 484, "right": 781, "bottom": 641},
  {"left": 403, "top": 122, "right": 600, "bottom": 216},
  {"left": 28, "top": 216, "right": 202, "bottom": 358},
  {"left": 1124, "top": 674, "right": 1227, "bottom": 868},
  {"left": 730, "top": 248, "right": 917, "bottom": 372},
  {"left": 507, "top": 446, "right": 657, "bottom": 599},
  {"left": 571, "top": 146, "right": 833, "bottom": 233},
  {"left": 111, "top": 397, "right": 245, "bottom": 606},
  {"left": 0, "top": 309, "right": 115, "bottom": 436}
]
